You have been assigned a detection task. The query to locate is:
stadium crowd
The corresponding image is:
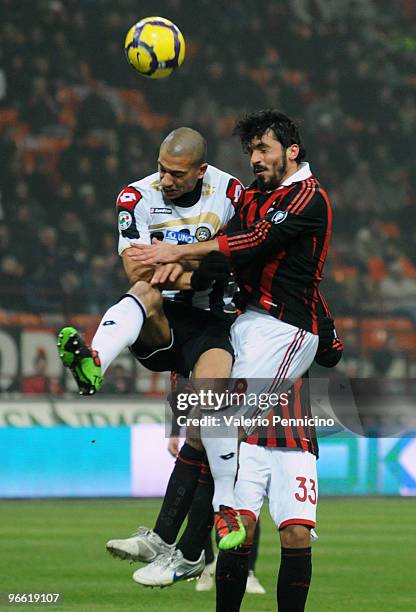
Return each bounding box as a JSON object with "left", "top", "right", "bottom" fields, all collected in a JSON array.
[{"left": 0, "top": 0, "right": 415, "bottom": 323}]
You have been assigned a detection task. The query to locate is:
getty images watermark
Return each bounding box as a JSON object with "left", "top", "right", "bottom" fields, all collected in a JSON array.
[
  {"left": 170, "top": 386, "right": 335, "bottom": 430},
  {"left": 166, "top": 376, "right": 416, "bottom": 439}
]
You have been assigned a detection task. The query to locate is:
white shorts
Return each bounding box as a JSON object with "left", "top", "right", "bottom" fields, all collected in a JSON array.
[
  {"left": 229, "top": 309, "right": 319, "bottom": 424},
  {"left": 235, "top": 442, "right": 318, "bottom": 529}
]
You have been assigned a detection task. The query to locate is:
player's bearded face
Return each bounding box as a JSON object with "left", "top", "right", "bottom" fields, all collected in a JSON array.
[
  {"left": 158, "top": 151, "right": 207, "bottom": 200},
  {"left": 249, "top": 133, "right": 288, "bottom": 191}
]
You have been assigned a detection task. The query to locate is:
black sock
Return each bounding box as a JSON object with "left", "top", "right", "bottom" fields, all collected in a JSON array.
[
  {"left": 153, "top": 443, "right": 204, "bottom": 544},
  {"left": 177, "top": 461, "right": 214, "bottom": 561},
  {"left": 215, "top": 544, "right": 251, "bottom": 612},
  {"left": 204, "top": 532, "right": 215, "bottom": 565},
  {"left": 248, "top": 518, "right": 260, "bottom": 572},
  {"left": 277, "top": 547, "right": 312, "bottom": 612}
]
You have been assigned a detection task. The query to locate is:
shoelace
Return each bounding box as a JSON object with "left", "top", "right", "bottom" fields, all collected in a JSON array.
[
  {"left": 131, "top": 526, "right": 151, "bottom": 538},
  {"left": 131, "top": 527, "right": 173, "bottom": 550},
  {"left": 152, "top": 548, "right": 181, "bottom": 568}
]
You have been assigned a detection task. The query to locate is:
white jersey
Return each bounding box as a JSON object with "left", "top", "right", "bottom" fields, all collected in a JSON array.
[{"left": 116, "top": 164, "right": 242, "bottom": 309}]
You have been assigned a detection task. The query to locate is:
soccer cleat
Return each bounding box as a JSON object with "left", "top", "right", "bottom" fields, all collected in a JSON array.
[
  {"left": 215, "top": 506, "right": 246, "bottom": 551},
  {"left": 195, "top": 557, "right": 216, "bottom": 592},
  {"left": 132, "top": 549, "right": 205, "bottom": 587},
  {"left": 57, "top": 327, "right": 103, "bottom": 395},
  {"left": 310, "top": 528, "right": 319, "bottom": 542},
  {"left": 246, "top": 570, "right": 266, "bottom": 594},
  {"left": 106, "top": 527, "right": 174, "bottom": 563}
]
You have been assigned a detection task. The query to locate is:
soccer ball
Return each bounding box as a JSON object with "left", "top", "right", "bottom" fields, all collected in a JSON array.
[{"left": 124, "top": 16, "right": 185, "bottom": 79}]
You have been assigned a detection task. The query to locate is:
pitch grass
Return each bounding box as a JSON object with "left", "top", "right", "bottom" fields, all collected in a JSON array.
[{"left": 1, "top": 498, "right": 415, "bottom": 611}]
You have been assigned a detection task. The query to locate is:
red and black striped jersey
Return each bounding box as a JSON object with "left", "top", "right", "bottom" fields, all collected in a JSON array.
[
  {"left": 246, "top": 297, "right": 343, "bottom": 456},
  {"left": 217, "top": 164, "right": 332, "bottom": 334},
  {"left": 247, "top": 374, "right": 319, "bottom": 456}
]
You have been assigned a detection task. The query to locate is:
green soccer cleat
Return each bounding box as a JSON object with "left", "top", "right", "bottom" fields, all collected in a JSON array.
[
  {"left": 57, "top": 326, "right": 103, "bottom": 395},
  {"left": 214, "top": 506, "right": 246, "bottom": 551}
]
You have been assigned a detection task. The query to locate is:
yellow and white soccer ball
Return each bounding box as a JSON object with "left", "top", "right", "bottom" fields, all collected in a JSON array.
[{"left": 124, "top": 16, "right": 185, "bottom": 79}]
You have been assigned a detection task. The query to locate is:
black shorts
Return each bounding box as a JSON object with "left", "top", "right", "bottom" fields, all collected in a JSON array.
[{"left": 130, "top": 300, "right": 235, "bottom": 377}]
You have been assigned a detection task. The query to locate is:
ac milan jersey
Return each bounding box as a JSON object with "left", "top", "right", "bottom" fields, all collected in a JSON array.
[
  {"left": 217, "top": 163, "right": 332, "bottom": 334},
  {"left": 246, "top": 295, "right": 343, "bottom": 456},
  {"left": 116, "top": 165, "right": 242, "bottom": 309}
]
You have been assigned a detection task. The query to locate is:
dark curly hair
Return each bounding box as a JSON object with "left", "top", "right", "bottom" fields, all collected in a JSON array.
[{"left": 233, "top": 109, "right": 306, "bottom": 162}]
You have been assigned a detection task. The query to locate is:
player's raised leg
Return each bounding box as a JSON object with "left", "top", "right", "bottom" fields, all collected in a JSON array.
[
  {"left": 191, "top": 348, "right": 247, "bottom": 550},
  {"left": 58, "top": 281, "right": 169, "bottom": 395}
]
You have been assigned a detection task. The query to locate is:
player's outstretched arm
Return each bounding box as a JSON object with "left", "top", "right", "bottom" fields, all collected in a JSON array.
[
  {"left": 126, "top": 238, "right": 220, "bottom": 265},
  {"left": 150, "top": 253, "right": 231, "bottom": 291}
]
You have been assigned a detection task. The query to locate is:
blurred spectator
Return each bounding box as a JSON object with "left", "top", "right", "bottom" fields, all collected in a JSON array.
[
  {"left": 102, "top": 363, "right": 135, "bottom": 394},
  {"left": 21, "top": 348, "right": 49, "bottom": 394},
  {"left": 22, "top": 76, "right": 59, "bottom": 134},
  {"left": 21, "top": 348, "right": 63, "bottom": 395},
  {"left": 379, "top": 261, "right": 416, "bottom": 319},
  {"left": 87, "top": 255, "right": 117, "bottom": 313},
  {"left": 371, "top": 335, "right": 400, "bottom": 377},
  {"left": 75, "top": 81, "right": 117, "bottom": 141},
  {"left": 0, "top": 254, "right": 26, "bottom": 311}
]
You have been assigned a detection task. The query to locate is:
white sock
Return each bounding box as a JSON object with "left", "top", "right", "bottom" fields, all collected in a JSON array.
[
  {"left": 92, "top": 294, "right": 146, "bottom": 374},
  {"left": 200, "top": 423, "right": 238, "bottom": 511}
]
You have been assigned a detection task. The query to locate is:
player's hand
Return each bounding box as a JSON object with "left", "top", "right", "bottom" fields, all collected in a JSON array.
[
  {"left": 126, "top": 239, "right": 182, "bottom": 264},
  {"left": 318, "top": 316, "right": 336, "bottom": 349},
  {"left": 151, "top": 263, "right": 185, "bottom": 286},
  {"left": 190, "top": 252, "right": 232, "bottom": 291},
  {"left": 167, "top": 436, "right": 180, "bottom": 457}
]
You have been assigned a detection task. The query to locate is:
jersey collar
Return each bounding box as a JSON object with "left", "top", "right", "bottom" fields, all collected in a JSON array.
[
  {"left": 280, "top": 162, "right": 312, "bottom": 187},
  {"left": 168, "top": 179, "right": 203, "bottom": 208}
]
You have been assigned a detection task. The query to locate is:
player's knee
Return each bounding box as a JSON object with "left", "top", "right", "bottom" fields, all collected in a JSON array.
[
  {"left": 128, "top": 281, "right": 163, "bottom": 317},
  {"left": 279, "top": 524, "right": 311, "bottom": 548},
  {"left": 193, "top": 349, "right": 233, "bottom": 380}
]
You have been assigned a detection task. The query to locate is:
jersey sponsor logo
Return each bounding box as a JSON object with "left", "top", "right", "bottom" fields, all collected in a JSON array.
[
  {"left": 195, "top": 226, "right": 212, "bottom": 241},
  {"left": 116, "top": 187, "right": 142, "bottom": 211},
  {"left": 226, "top": 178, "right": 243, "bottom": 205},
  {"left": 149, "top": 212, "right": 222, "bottom": 233},
  {"left": 271, "top": 210, "right": 288, "bottom": 224},
  {"left": 151, "top": 207, "right": 172, "bottom": 214},
  {"left": 166, "top": 229, "right": 195, "bottom": 243},
  {"left": 118, "top": 210, "right": 133, "bottom": 231}
]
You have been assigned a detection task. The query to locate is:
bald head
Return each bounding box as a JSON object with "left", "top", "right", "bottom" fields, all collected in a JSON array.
[{"left": 160, "top": 127, "right": 207, "bottom": 166}]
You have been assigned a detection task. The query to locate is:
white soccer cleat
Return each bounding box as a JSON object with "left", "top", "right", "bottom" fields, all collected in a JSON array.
[
  {"left": 195, "top": 557, "right": 216, "bottom": 592},
  {"left": 132, "top": 548, "right": 205, "bottom": 587},
  {"left": 310, "top": 528, "right": 319, "bottom": 542},
  {"left": 246, "top": 570, "right": 266, "bottom": 594},
  {"left": 106, "top": 527, "right": 174, "bottom": 563}
]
